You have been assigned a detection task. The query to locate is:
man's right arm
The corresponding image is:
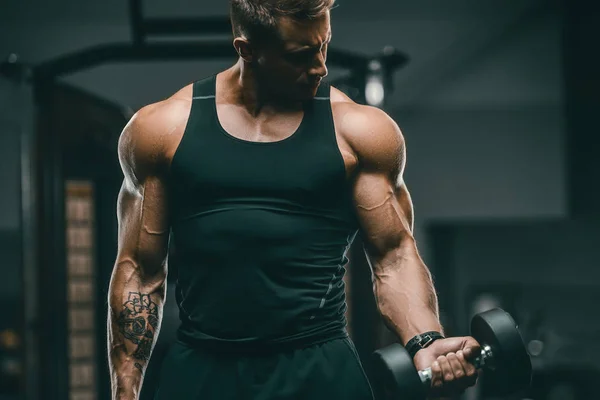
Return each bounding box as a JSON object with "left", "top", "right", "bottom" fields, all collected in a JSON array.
[{"left": 107, "top": 107, "right": 171, "bottom": 400}]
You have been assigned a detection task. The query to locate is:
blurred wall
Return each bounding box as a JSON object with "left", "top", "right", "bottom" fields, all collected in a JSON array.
[{"left": 396, "top": 7, "right": 565, "bottom": 260}]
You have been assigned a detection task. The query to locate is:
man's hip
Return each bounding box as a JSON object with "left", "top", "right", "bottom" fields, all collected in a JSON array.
[{"left": 154, "top": 337, "right": 374, "bottom": 400}]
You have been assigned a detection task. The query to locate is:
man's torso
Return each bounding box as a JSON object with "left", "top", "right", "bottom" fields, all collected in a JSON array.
[{"left": 149, "top": 72, "right": 366, "bottom": 349}]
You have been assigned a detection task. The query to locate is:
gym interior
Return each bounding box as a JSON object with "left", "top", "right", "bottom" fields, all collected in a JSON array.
[{"left": 0, "top": 0, "right": 598, "bottom": 399}]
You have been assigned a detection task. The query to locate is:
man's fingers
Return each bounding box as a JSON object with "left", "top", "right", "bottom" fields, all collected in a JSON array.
[
  {"left": 430, "top": 360, "right": 444, "bottom": 389},
  {"left": 463, "top": 344, "right": 481, "bottom": 360},
  {"left": 457, "top": 350, "right": 478, "bottom": 377},
  {"left": 438, "top": 355, "right": 455, "bottom": 383},
  {"left": 447, "top": 353, "right": 465, "bottom": 380},
  {"left": 450, "top": 352, "right": 476, "bottom": 394}
]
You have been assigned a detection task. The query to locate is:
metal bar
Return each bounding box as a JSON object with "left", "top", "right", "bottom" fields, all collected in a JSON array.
[
  {"left": 33, "top": 42, "right": 235, "bottom": 80},
  {"left": 18, "top": 73, "right": 40, "bottom": 400},
  {"left": 129, "top": 0, "right": 145, "bottom": 45},
  {"left": 328, "top": 48, "right": 371, "bottom": 71},
  {"left": 143, "top": 16, "right": 233, "bottom": 36},
  {"left": 379, "top": 50, "right": 410, "bottom": 72},
  {"left": 34, "top": 83, "right": 69, "bottom": 400},
  {"left": 33, "top": 41, "right": 373, "bottom": 81}
]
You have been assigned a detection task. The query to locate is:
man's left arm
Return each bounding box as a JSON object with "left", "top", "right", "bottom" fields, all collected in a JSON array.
[
  {"left": 348, "top": 107, "right": 441, "bottom": 343},
  {"left": 345, "top": 105, "right": 479, "bottom": 397}
]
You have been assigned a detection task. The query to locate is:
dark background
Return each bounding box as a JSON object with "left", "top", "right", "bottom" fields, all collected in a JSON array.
[{"left": 0, "top": 0, "right": 598, "bottom": 399}]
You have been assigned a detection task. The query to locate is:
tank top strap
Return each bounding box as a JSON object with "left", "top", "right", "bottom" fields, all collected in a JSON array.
[
  {"left": 314, "top": 81, "right": 331, "bottom": 101},
  {"left": 192, "top": 75, "right": 217, "bottom": 100},
  {"left": 301, "top": 82, "right": 335, "bottom": 141}
]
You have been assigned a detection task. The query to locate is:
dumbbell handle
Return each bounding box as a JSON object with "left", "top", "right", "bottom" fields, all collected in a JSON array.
[{"left": 418, "top": 344, "right": 494, "bottom": 385}]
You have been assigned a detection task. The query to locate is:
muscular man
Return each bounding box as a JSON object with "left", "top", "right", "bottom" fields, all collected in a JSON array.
[{"left": 107, "top": 1, "right": 480, "bottom": 399}]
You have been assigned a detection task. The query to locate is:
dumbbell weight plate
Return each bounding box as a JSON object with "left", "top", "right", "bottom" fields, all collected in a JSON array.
[
  {"left": 372, "top": 343, "right": 427, "bottom": 400},
  {"left": 470, "top": 308, "right": 532, "bottom": 396}
]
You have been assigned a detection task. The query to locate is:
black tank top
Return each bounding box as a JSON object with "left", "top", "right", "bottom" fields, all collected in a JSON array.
[{"left": 168, "top": 75, "right": 359, "bottom": 352}]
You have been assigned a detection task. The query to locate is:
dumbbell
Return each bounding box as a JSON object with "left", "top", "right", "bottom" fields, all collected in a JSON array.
[{"left": 371, "top": 308, "right": 532, "bottom": 399}]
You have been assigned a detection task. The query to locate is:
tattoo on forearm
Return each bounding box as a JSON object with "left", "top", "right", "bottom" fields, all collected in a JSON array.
[{"left": 117, "top": 292, "right": 159, "bottom": 368}]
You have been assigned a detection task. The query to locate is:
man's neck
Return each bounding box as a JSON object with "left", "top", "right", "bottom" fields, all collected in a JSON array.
[{"left": 221, "top": 61, "right": 304, "bottom": 117}]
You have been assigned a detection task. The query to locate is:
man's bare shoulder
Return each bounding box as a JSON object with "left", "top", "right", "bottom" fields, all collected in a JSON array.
[
  {"left": 119, "top": 85, "right": 192, "bottom": 167},
  {"left": 119, "top": 84, "right": 193, "bottom": 172},
  {"left": 130, "top": 84, "right": 193, "bottom": 143},
  {"left": 329, "top": 86, "right": 404, "bottom": 169}
]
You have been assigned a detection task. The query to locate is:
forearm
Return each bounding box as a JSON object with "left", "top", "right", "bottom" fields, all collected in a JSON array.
[
  {"left": 107, "top": 260, "right": 166, "bottom": 400},
  {"left": 371, "top": 237, "right": 443, "bottom": 345}
]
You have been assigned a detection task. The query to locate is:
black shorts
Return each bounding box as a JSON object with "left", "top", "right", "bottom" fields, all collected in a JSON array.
[{"left": 154, "top": 337, "right": 375, "bottom": 400}]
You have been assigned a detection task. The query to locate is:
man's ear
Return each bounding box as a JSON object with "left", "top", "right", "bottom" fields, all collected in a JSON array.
[{"left": 233, "top": 37, "right": 254, "bottom": 62}]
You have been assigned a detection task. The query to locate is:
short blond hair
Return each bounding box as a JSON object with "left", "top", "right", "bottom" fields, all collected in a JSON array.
[{"left": 230, "top": 0, "right": 335, "bottom": 43}]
